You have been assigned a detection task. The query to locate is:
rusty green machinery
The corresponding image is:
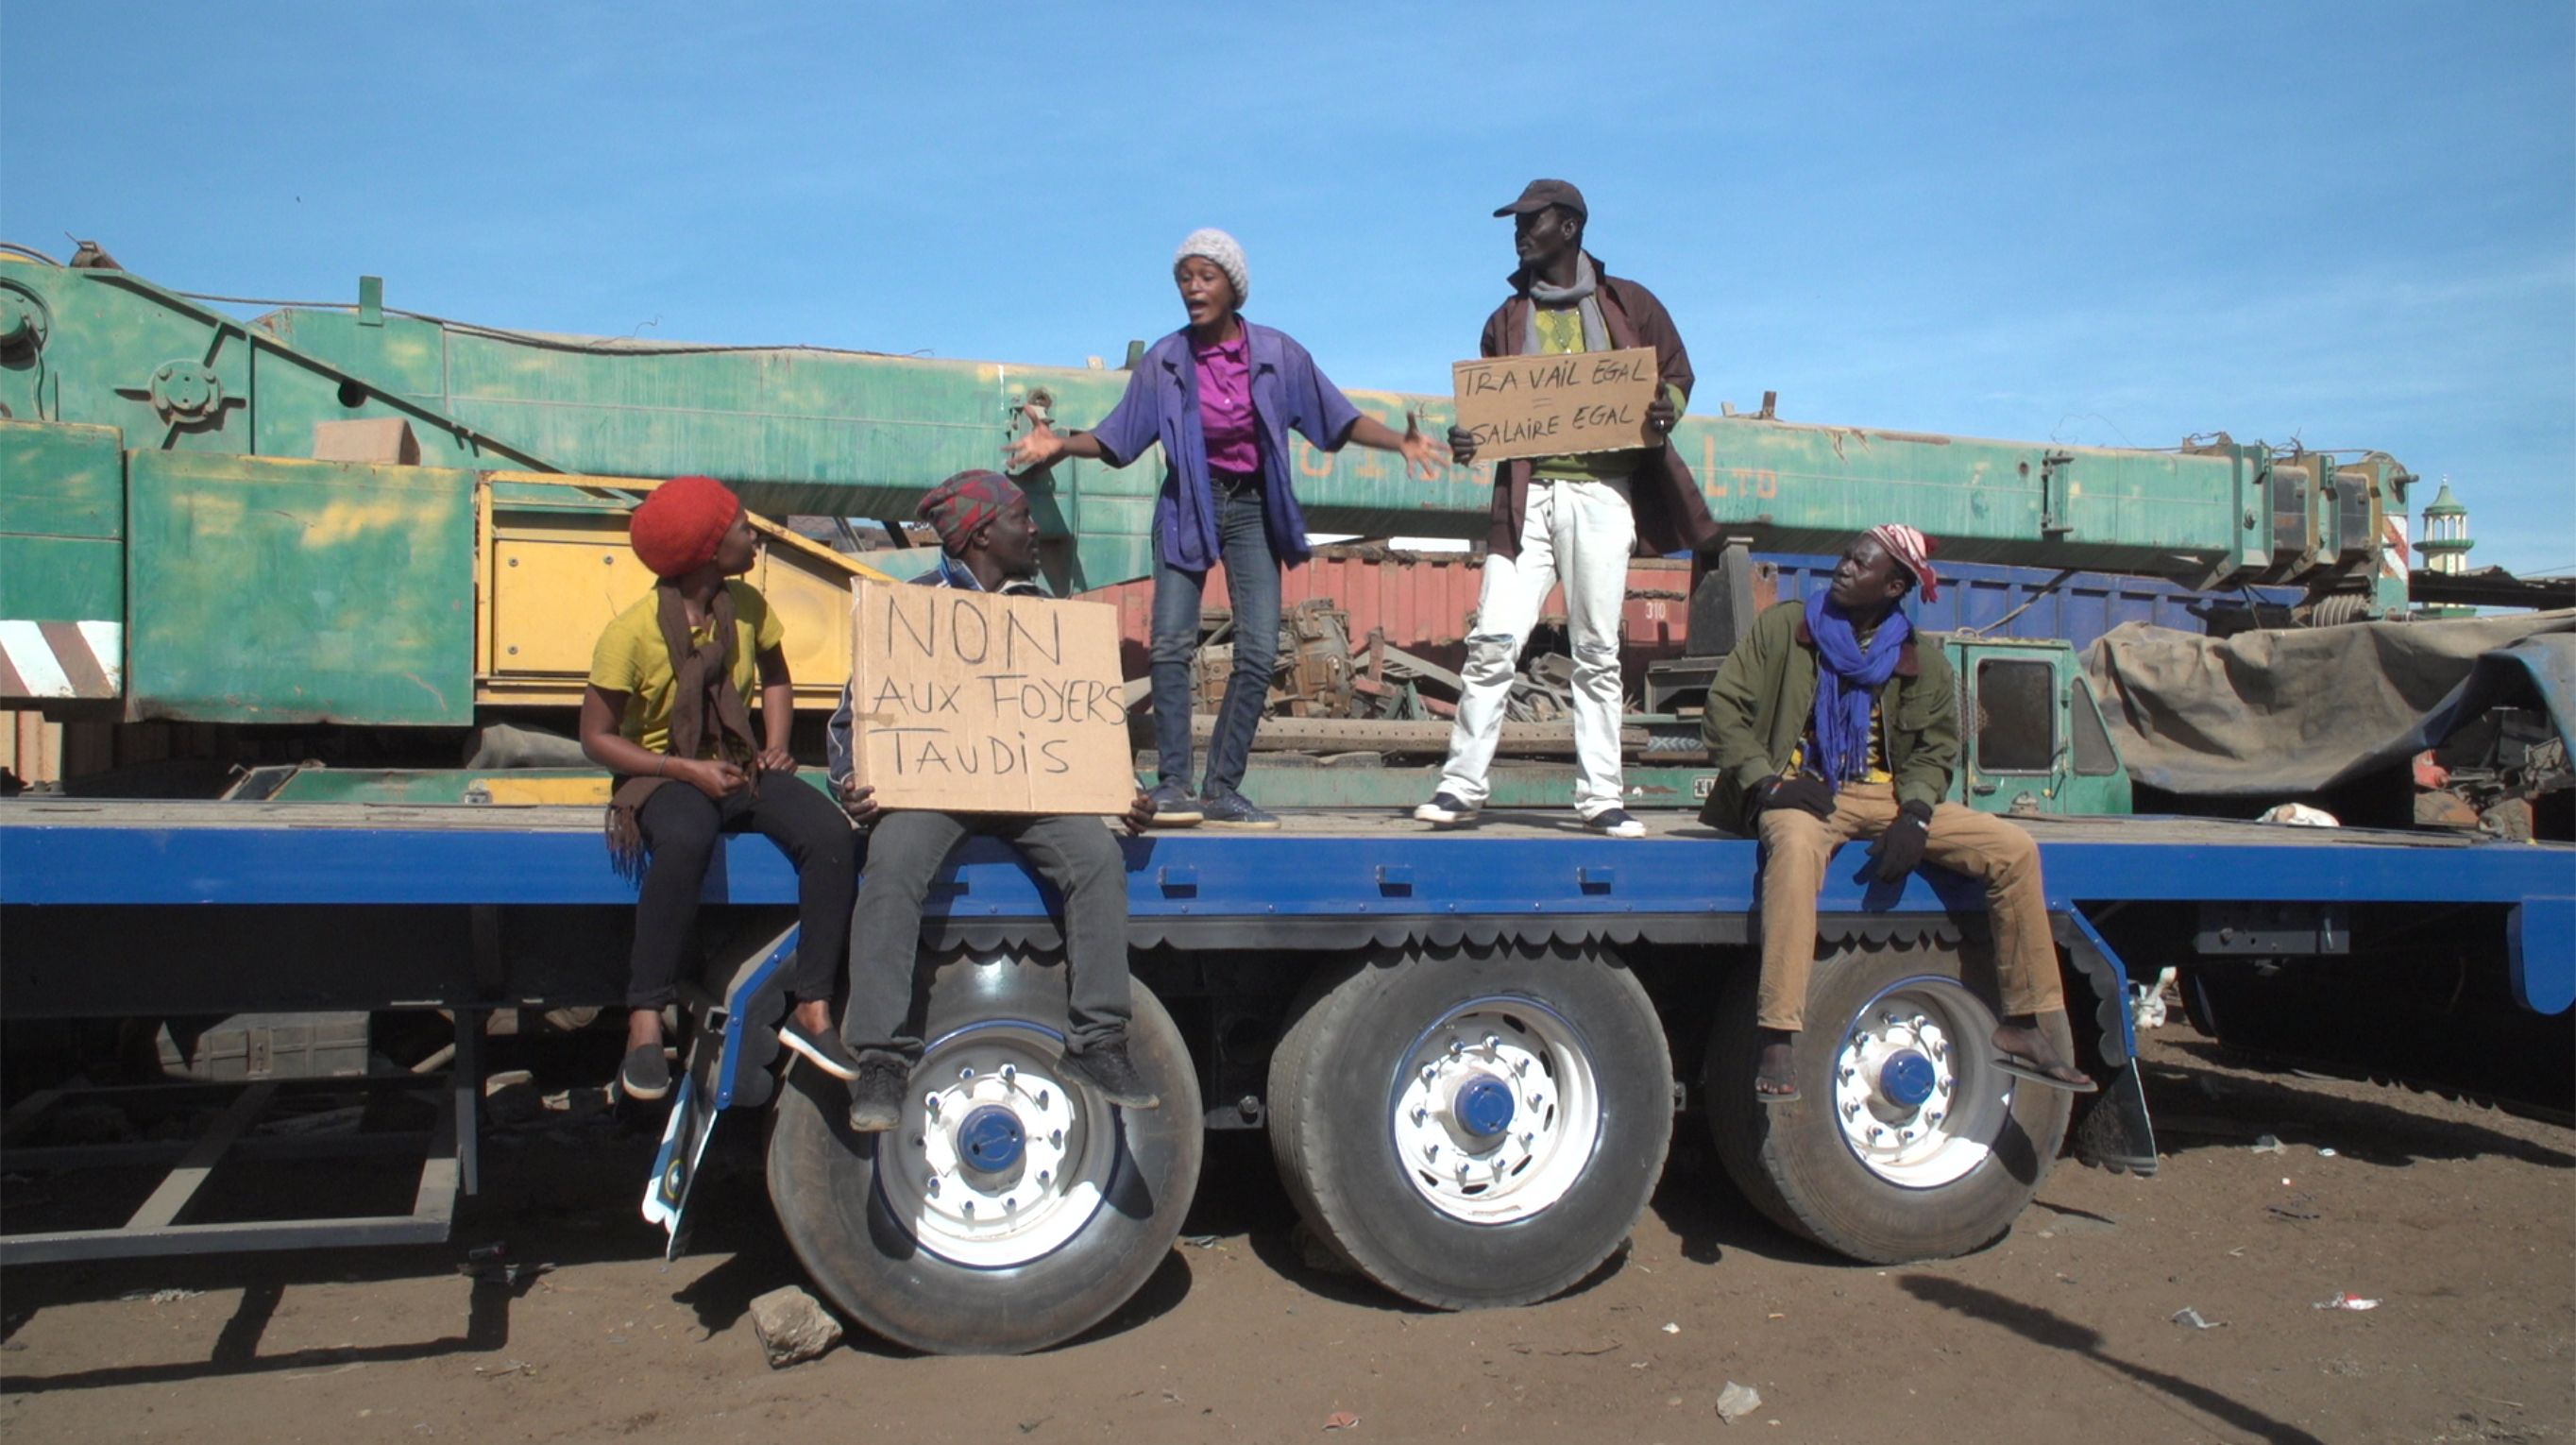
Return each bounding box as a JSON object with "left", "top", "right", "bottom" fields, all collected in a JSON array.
[{"left": 0, "top": 251, "right": 2411, "bottom": 813}]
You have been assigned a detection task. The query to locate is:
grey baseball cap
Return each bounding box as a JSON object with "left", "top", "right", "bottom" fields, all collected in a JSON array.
[{"left": 1493, "top": 178, "right": 1587, "bottom": 218}]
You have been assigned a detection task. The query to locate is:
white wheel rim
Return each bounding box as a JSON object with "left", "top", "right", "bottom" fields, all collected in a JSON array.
[
  {"left": 873, "top": 1020, "right": 1116, "bottom": 1268},
  {"left": 1387, "top": 995, "right": 1603, "bottom": 1224},
  {"left": 1830, "top": 975, "right": 2011, "bottom": 1189}
]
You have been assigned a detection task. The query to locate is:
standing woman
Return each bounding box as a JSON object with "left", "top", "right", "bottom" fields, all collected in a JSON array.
[
  {"left": 1008, "top": 229, "right": 1446, "bottom": 827},
  {"left": 579, "top": 475, "right": 861, "bottom": 1100}
]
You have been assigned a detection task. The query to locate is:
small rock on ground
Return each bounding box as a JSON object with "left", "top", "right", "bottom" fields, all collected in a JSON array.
[{"left": 748, "top": 1285, "right": 843, "bottom": 1368}]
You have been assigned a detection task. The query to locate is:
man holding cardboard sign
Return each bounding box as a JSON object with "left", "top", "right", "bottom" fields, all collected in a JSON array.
[
  {"left": 828, "top": 470, "right": 1161, "bottom": 1128},
  {"left": 1418, "top": 179, "right": 1720, "bottom": 837}
]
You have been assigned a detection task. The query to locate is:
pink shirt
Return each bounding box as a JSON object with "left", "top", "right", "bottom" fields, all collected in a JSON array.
[{"left": 1191, "top": 330, "right": 1259, "bottom": 476}]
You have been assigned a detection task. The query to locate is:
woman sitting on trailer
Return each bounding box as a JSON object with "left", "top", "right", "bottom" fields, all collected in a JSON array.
[
  {"left": 1007, "top": 228, "right": 1448, "bottom": 829},
  {"left": 578, "top": 475, "right": 862, "bottom": 1102}
]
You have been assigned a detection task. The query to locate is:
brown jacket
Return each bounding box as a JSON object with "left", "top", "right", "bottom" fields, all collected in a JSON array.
[{"left": 1479, "top": 257, "right": 1720, "bottom": 562}]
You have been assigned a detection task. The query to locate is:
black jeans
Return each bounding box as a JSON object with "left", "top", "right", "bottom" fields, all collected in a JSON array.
[
  {"left": 843, "top": 810, "right": 1134, "bottom": 1060},
  {"left": 627, "top": 772, "right": 855, "bottom": 1011}
]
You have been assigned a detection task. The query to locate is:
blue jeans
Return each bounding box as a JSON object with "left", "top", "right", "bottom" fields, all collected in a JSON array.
[{"left": 1151, "top": 486, "right": 1280, "bottom": 797}]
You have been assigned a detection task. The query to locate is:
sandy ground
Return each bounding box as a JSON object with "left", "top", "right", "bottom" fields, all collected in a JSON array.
[{"left": 4, "top": 1031, "right": 2568, "bottom": 1445}]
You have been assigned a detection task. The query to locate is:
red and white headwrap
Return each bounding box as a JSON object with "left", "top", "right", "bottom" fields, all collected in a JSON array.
[{"left": 1865, "top": 523, "right": 1940, "bottom": 602}]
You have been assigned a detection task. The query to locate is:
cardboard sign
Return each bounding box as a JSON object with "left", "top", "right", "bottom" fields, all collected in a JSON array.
[
  {"left": 1451, "top": 346, "right": 1662, "bottom": 464},
  {"left": 845, "top": 578, "right": 1134, "bottom": 815}
]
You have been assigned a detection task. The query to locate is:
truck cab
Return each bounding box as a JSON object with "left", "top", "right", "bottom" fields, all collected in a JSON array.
[{"left": 1940, "top": 635, "right": 2132, "bottom": 817}]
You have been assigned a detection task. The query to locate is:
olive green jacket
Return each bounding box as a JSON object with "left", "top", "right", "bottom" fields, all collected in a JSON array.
[{"left": 1696, "top": 600, "right": 1960, "bottom": 833}]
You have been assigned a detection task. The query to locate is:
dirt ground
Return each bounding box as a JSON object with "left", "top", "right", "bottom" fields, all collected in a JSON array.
[{"left": 4, "top": 1030, "right": 2568, "bottom": 1445}]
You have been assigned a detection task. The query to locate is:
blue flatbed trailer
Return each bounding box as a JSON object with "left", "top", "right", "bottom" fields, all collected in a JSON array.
[{"left": 3, "top": 798, "right": 2568, "bottom": 1352}]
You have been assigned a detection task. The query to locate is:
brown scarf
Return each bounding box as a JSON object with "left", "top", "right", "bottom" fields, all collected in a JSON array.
[{"left": 605, "top": 582, "right": 761, "bottom": 876}]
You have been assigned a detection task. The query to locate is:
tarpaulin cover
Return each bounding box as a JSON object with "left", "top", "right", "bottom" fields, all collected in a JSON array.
[{"left": 2081, "top": 610, "right": 2576, "bottom": 796}]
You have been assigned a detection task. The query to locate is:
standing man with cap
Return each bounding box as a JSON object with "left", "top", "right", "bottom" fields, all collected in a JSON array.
[
  {"left": 1699, "top": 524, "right": 2095, "bottom": 1102},
  {"left": 1010, "top": 229, "right": 1446, "bottom": 829},
  {"left": 830, "top": 470, "right": 1161, "bottom": 1129},
  {"left": 1419, "top": 180, "right": 1718, "bottom": 838},
  {"left": 579, "top": 475, "right": 860, "bottom": 1102}
]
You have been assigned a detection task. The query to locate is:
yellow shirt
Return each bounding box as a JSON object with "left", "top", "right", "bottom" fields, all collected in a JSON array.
[{"left": 586, "top": 580, "right": 783, "bottom": 756}]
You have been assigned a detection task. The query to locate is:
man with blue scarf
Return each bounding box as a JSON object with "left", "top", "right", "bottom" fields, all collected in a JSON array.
[{"left": 1700, "top": 525, "right": 2093, "bottom": 1102}]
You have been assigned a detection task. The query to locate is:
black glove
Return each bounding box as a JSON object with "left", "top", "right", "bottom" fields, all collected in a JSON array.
[
  {"left": 1869, "top": 799, "right": 1934, "bottom": 882},
  {"left": 1754, "top": 774, "right": 1836, "bottom": 821},
  {"left": 1447, "top": 424, "right": 1480, "bottom": 467}
]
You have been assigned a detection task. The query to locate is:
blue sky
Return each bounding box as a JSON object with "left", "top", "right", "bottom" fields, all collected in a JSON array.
[{"left": 6, "top": 1, "right": 2570, "bottom": 576}]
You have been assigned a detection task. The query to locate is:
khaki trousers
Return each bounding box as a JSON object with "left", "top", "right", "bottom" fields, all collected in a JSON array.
[{"left": 1754, "top": 781, "right": 2062, "bottom": 1030}]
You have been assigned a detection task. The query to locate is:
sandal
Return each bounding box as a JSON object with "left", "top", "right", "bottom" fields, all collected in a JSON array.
[{"left": 1992, "top": 1055, "right": 2098, "bottom": 1094}]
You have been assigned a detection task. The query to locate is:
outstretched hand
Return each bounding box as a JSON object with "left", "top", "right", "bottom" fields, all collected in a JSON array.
[
  {"left": 1005, "top": 420, "right": 1065, "bottom": 473},
  {"left": 1398, "top": 413, "right": 1450, "bottom": 481}
]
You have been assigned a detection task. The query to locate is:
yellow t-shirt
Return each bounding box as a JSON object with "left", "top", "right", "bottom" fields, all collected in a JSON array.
[{"left": 586, "top": 580, "right": 783, "bottom": 756}]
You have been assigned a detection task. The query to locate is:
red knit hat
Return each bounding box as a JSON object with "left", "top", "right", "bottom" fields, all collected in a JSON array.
[{"left": 628, "top": 475, "right": 743, "bottom": 578}]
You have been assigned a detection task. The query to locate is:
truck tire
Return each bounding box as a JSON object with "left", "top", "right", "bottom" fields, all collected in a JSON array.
[
  {"left": 1267, "top": 941, "right": 1671, "bottom": 1309},
  {"left": 765, "top": 952, "right": 1202, "bottom": 1354},
  {"left": 1705, "top": 936, "right": 2071, "bottom": 1263}
]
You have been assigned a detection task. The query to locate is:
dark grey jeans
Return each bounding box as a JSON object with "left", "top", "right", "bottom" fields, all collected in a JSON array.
[
  {"left": 842, "top": 809, "right": 1134, "bottom": 1060},
  {"left": 1151, "top": 484, "right": 1281, "bottom": 798}
]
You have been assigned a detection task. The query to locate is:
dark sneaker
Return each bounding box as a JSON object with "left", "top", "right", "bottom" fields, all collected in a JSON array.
[
  {"left": 1585, "top": 808, "right": 1647, "bottom": 839},
  {"left": 618, "top": 1043, "right": 671, "bottom": 1102},
  {"left": 1143, "top": 781, "right": 1203, "bottom": 827},
  {"left": 1060, "top": 1042, "right": 1161, "bottom": 1110},
  {"left": 845, "top": 1052, "right": 911, "bottom": 1133},
  {"left": 1413, "top": 790, "right": 1480, "bottom": 826},
  {"left": 779, "top": 1018, "right": 862, "bottom": 1081},
  {"left": 1198, "top": 789, "right": 1280, "bottom": 830}
]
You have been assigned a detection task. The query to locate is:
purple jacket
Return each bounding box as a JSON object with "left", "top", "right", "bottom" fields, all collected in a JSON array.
[{"left": 1088, "top": 322, "right": 1364, "bottom": 572}]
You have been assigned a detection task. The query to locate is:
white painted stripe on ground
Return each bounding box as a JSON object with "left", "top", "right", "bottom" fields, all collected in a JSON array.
[
  {"left": 0, "top": 620, "right": 73, "bottom": 697},
  {"left": 75, "top": 620, "right": 124, "bottom": 690}
]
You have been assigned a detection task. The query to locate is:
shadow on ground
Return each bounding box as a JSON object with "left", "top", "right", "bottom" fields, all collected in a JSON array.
[{"left": 1900, "top": 1273, "right": 2329, "bottom": 1444}]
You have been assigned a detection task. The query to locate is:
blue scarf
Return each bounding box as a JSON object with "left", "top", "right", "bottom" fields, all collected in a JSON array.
[{"left": 1805, "top": 590, "right": 1910, "bottom": 787}]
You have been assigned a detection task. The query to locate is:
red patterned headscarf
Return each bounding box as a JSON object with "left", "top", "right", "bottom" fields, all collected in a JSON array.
[
  {"left": 919, "top": 469, "right": 1024, "bottom": 552},
  {"left": 1865, "top": 523, "right": 1940, "bottom": 602}
]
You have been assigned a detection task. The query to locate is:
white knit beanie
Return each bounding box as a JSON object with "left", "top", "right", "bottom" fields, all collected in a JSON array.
[{"left": 1174, "top": 228, "right": 1249, "bottom": 309}]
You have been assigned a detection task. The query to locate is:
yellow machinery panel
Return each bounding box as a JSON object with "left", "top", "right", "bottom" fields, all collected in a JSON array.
[{"left": 475, "top": 473, "right": 889, "bottom": 709}]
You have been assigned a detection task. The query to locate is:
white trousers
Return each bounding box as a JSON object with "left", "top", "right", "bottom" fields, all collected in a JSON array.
[{"left": 1434, "top": 479, "right": 1635, "bottom": 816}]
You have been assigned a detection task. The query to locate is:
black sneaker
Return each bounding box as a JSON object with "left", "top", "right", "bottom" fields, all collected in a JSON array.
[
  {"left": 780, "top": 1018, "right": 862, "bottom": 1081},
  {"left": 845, "top": 1052, "right": 911, "bottom": 1133},
  {"left": 1143, "top": 781, "right": 1203, "bottom": 827},
  {"left": 618, "top": 1043, "right": 671, "bottom": 1102},
  {"left": 1198, "top": 789, "right": 1280, "bottom": 830},
  {"left": 1413, "top": 790, "right": 1480, "bottom": 826},
  {"left": 1585, "top": 808, "right": 1647, "bottom": 839},
  {"left": 1059, "top": 1042, "right": 1161, "bottom": 1110}
]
